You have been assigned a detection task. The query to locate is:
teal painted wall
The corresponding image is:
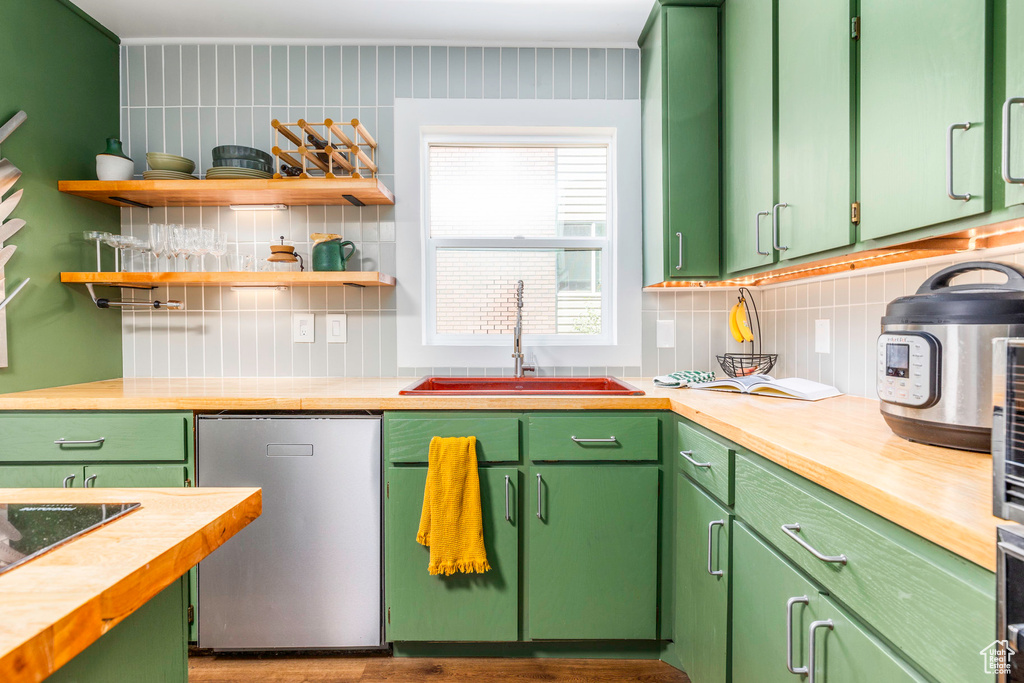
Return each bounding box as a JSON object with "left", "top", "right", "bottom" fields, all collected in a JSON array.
[{"left": 0, "top": 0, "right": 122, "bottom": 392}]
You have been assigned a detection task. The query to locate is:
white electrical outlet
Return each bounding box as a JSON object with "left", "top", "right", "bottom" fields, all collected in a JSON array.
[
  {"left": 656, "top": 320, "right": 675, "bottom": 348},
  {"left": 326, "top": 314, "right": 347, "bottom": 343},
  {"left": 292, "top": 313, "right": 314, "bottom": 343},
  {"left": 815, "top": 318, "right": 831, "bottom": 354}
]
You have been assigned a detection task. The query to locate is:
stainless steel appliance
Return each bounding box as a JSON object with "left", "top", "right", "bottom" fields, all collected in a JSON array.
[
  {"left": 998, "top": 525, "right": 1024, "bottom": 681},
  {"left": 197, "top": 414, "right": 383, "bottom": 650},
  {"left": 878, "top": 261, "right": 1024, "bottom": 451}
]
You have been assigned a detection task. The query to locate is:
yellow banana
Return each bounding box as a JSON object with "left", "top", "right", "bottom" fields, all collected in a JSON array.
[
  {"left": 728, "top": 302, "right": 745, "bottom": 343},
  {"left": 736, "top": 300, "right": 755, "bottom": 342}
]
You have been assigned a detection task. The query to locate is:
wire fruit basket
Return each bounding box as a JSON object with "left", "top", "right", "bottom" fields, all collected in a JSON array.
[{"left": 717, "top": 286, "right": 777, "bottom": 378}]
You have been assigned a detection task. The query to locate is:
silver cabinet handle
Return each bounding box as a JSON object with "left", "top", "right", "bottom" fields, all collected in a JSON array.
[
  {"left": 680, "top": 450, "right": 712, "bottom": 468},
  {"left": 570, "top": 436, "right": 617, "bottom": 444},
  {"left": 675, "top": 232, "right": 683, "bottom": 270},
  {"left": 1004, "top": 98, "right": 1024, "bottom": 184},
  {"left": 755, "top": 210, "right": 771, "bottom": 256},
  {"left": 536, "top": 473, "right": 543, "bottom": 520},
  {"left": 84, "top": 474, "right": 98, "bottom": 488},
  {"left": 786, "top": 596, "right": 810, "bottom": 675},
  {"left": 504, "top": 475, "right": 511, "bottom": 522},
  {"left": 62, "top": 474, "right": 76, "bottom": 488},
  {"left": 772, "top": 203, "right": 789, "bottom": 251},
  {"left": 54, "top": 437, "right": 105, "bottom": 446},
  {"left": 782, "top": 523, "right": 848, "bottom": 565},
  {"left": 707, "top": 520, "right": 725, "bottom": 577},
  {"left": 946, "top": 121, "right": 973, "bottom": 201},
  {"left": 807, "top": 619, "right": 834, "bottom": 683}
]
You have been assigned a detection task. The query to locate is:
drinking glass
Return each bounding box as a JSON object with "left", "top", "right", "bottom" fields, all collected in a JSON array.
[
  {"left": 102, "top": 232, "right": 127, "bottom": 272},
  {"left": 168, "top": 225, "right": 189, "bottom": 272},
  {"left": 82, "top": 231, "right": 109, "bottom": 272},
  {"left": 148, "top": 223, "right": 168, "bottom": 272},
  {"left": 209, "top": 233, "right": 229, "bottom": 271},
  {"left": 192, "top": 228, "right": 215, "bottom": 272}
]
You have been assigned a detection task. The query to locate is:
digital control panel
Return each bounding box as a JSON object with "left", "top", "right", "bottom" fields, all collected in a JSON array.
[{"left": 876, "top": 332, "right": 941, "bottom": 408}]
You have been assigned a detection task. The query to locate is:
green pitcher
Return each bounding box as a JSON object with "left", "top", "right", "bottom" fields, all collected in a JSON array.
[{"left": 312, "top": 237, "right": 356, "bottom": 272}]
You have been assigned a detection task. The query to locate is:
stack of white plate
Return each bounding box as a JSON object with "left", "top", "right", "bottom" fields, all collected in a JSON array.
[
  {"left": 205, "top": 167, "right": 273, "bottom": 180},
  {"left": 142, "top": 169, "right": 197, "bottom": 180}
]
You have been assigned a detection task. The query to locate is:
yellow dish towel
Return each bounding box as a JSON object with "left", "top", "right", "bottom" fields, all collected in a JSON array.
[{"left": 416, "top": 436, "right": 491, "bottom": 576}]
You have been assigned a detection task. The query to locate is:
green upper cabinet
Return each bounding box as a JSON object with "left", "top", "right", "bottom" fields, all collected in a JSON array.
[
  {"left": 776, "top": 0, "right": 856, "bottom": 259},
  {"left": 385, "top": 466, "right": 519, "bottom": 642},
  {"left": 528, "top": 465, "right": 659, "bottom": 640},
  {"left": 666, "top": 475, "right": 731, "bottom": 683},
  {"left": 641, "top": 5, "right": 721, "bottom": 284},
  {"left": 722, "top": 0, "right": 776, "bottom": 273},
  {"left": 1002, "top": 0, "right": 1024, "bottom": 207},
  {"left": 859, "top": 0, "right": 990, "bottom": 239}
]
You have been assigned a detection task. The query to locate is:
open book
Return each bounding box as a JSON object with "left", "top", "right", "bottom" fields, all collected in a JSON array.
[{"left": 690, "top": 374, "right": 842, "bottom": 401}]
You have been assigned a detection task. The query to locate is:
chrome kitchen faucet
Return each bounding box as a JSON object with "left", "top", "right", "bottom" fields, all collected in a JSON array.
[{"left": 513, "top": 280, "right": 536, "bottom": 378}]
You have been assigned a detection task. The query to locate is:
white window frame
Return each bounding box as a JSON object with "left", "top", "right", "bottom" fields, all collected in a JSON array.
[
  {"left": 395, "top": 98, "right": 642, "bottom": 370},
  {"left": 422, "top": 133, "right": 617, "bottom": 347}
]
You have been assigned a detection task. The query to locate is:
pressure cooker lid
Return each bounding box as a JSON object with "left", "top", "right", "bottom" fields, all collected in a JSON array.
[{"left": 882, "top": 261, "right": 1024, "bottom": 325}]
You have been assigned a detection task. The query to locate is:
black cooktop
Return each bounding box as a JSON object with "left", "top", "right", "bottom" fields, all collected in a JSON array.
[{"left": 0, "top": 502, "right": 140, "bottom": 575}]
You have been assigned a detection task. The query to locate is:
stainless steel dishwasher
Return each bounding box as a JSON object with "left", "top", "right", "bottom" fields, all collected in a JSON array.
[{"left": 196, "top": 414, "right": 382, "bottom": 650}]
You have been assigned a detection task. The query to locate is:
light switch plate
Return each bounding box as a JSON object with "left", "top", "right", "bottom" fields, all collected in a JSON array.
[
  {"left": 815, "top": 318, "right": 831, "bottom": 354},
  {"left": 326, "top": 314, "right": 347, "bottom": 343},
  {"left": 656, "top": 320, "right": 675, "bottom": 348},
  {"left": 292, "top": 313, "right": 314, "bottom": 343}
]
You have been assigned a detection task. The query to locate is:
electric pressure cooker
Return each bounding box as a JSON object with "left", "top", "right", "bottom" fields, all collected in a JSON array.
[{"left": 877, "top": 261, "right": 1024, "bottom": 452}]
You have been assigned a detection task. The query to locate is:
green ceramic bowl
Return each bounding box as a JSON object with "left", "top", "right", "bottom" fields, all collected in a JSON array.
[
  {"left": 212, "top": 145, "right": 273, "bottom": 165},
  {"left": 146, "top": 152, "right": 196, "bottom": 174}
]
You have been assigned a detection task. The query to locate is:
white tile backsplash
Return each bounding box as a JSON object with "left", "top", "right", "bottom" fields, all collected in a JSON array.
[{"left": 120, "top": 43, "right": 640, "bottom": 378}]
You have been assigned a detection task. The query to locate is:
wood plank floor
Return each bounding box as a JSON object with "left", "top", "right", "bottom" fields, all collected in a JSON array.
[{"left": 188, "top": 654, "right": 691, "bottom": 682}]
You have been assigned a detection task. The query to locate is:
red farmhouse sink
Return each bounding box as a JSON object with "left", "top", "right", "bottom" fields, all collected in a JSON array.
[{"left": 399, "top": 376, "right": 645, "bottom": 396}]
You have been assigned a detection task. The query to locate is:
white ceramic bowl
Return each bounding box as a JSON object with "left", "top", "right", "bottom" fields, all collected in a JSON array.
[{"left": 96, "top": 154, "right": 134, "bottom": 181}]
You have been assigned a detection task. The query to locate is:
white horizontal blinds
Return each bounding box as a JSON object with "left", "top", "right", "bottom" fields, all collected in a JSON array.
[
  {"left": 428, "top": 145, "right": 608, "bottom": 239},
  {"left": 556, "top": 147, "right": 608, "bottom": 237}
]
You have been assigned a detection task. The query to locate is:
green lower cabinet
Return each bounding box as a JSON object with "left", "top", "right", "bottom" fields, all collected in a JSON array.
[
  {"left": 667, "top": 475, "right": 730, "bottom": 683},
  {"left": 385, "top": 466, "right": 519, "bottom": 642},
  {"left": 732, "top": 522, "right": 925, "bottom": 683},
  {"left": 528, "top": 465, "right": 659, "bottom": 640},
  {"left": 46, "top": 578, "right": 188, "bottom": 683},
  {"left": 83, "top": 464, "right": 186, "bottom": 488},
  {"left": 1, "top": 464, "right": 82, "bottom": 487}
]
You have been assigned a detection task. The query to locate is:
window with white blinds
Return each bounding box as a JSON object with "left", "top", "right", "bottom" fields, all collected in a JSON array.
[{"left": 423, "top": 138, "right": 615, "bottom": 345}]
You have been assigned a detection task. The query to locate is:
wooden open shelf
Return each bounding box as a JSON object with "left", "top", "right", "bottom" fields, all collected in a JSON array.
[
  {"left": 57, "top": 178, "right": 395, "bottom": 208},
  {"left": 60, "top": 271, "right": 396, "bottom": 288}
]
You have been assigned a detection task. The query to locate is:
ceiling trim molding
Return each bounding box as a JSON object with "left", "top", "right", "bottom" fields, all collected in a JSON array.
[{"left": 117, "top": 37, "right": 641, "bottom": 48}]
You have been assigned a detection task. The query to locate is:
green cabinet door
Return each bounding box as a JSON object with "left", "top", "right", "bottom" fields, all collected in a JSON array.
[
  {"left": 0, "top": 464, "right": 82, "bottom": 488},
  {"left": 776, "top": 0, "right": 854, "bottom": 259},
  {"left": 641, "top": 6, "right": 720, "bottom": 284},
  {"left": 859, "top": 0, "right": 989, "bottom": 238},
  {"left": 666, "top": 476, "right": 731, "bottom": 683},
  {"left": 809, "top": 592, "right": 928, "bottom": 683},
  {"left": 528, "top": 465, "right": 659, "bottom": 640},
  {"left": 1003, "top": 0, "right": 1024, "bottom": 207},
  {"left": 723, "top": 0, "right": 776, "bottom": 274},
  {"left": 385, "top": 466, "right": 519, "bottom": 642},
  {"left": 732, "top": 521, "right": 820, "bottom": 683},
  {"left": 82, "top": 464, "right": 186, "bottom": 488}
]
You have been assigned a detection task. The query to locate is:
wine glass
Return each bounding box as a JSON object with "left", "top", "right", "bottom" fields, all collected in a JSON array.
[
  {"left": 129, "top": 236, "right": 150, "bottom": 273},
  {"left": 148, "top": 224, "right": 168, "bottom": 272},
  {"left": 101, "top": 232, "right": 126, "bottom": 272},
  {"left": 168, "top": 225, "right": 189, "bottom": 272},
  {"left": 82, "top": 231, "right": 110, "bottom": 272},
  {"left": 192, "top": 228, "right": 215, "bottom": 272},
  {"left": 209, "top": 232, "right": 229, "bottom": 271}
]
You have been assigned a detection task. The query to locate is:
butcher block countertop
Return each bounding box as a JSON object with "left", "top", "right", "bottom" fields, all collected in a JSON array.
[
  {"left": 0, "top": 377, "right": 1002, "bottom": 570},
  {"left": 0, "top": 487, "right": 261, "bottom": 683}
]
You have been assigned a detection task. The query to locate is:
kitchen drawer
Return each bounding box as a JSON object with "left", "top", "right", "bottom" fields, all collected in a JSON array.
[
  {"left": 528, "top": 415, "right": 659, "bottom": 462},
  {"left": 385, "top": 415, "right": 520, "bottom": 464},
  {"left": 677, "top": 421, "right": 733, "bottom": 505},
  {"left": 734, "top": 453, "right": 994, "bottom": 683},
  {"left": 0, "top": 412, "right": 191, "bottom": 463}
]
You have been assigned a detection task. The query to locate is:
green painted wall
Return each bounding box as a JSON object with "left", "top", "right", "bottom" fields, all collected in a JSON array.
[{"left": 0, "top": 0, "right": 122, "bottom": 392}]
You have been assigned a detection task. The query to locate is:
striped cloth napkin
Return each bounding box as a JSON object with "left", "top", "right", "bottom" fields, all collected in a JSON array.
[{"left": 653, "top": 371, "right": 717, "bottom": 388}]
